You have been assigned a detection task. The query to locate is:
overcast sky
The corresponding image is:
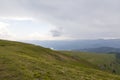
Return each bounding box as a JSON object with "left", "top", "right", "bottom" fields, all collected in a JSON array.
[{"left": 0, "top": 0, "right": 120, "bottom": 40}]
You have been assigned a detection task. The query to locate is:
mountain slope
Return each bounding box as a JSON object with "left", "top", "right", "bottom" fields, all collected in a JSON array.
[
  {"left": 61, "top": 51, "right": 120, "bottom": 74},
  {"left": 0, "top": 40, "right": 120, "bottom": 80}
]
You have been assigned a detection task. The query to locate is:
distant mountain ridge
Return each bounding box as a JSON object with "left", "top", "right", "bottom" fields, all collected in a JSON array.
[
  {"left": 24, "top": 39, "right": 120, "bottom": 50},
  {"left": 76, "top": 47, "right": 120, "bottom": 53}
]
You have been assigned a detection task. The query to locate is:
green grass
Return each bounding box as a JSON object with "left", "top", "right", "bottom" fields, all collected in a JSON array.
[
  {"left": 0, "top": 40, "right": 120, "bottom": 80},
  {"left": 61, "top": 51, "right": 120, "bottom": 74}
]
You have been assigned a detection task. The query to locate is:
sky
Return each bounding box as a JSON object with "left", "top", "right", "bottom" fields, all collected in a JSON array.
[{"left": 0, "top": 0, "right": 120, "bottom": 40}]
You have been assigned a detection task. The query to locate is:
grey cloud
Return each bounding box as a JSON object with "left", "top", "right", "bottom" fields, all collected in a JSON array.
[
  {"left": 51, "top": 30, "right": 62, "bottom": 37},
  {"left": 0, "top": 0, "right": 120, "bottom": 39},
  {"left": 50, "top": 27, "right": 63, "bottom": 37}
]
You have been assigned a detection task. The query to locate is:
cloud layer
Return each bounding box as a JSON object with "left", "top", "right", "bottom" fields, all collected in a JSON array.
[
  {"left": 0, "top": 22, "right": 15, "bottom": 40},
  {"left": 0, "top": 0, "right": 120, "bottom": 40}
]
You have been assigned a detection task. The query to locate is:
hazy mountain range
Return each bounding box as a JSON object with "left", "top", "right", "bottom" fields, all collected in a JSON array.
[
  {"left": 24, "top": 39, "right": 120, "bottom": 51},
  {"left": 75, "top": 47, "right": 120, "bottom": 53}
]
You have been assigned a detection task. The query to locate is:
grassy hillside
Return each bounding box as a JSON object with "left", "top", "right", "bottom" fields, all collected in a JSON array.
[
  {"left": 61, "top": 51, "right": 120, "bottom": 74},
  {"left": 0, "top": 40, "right": 120, "bottom": 80}
]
